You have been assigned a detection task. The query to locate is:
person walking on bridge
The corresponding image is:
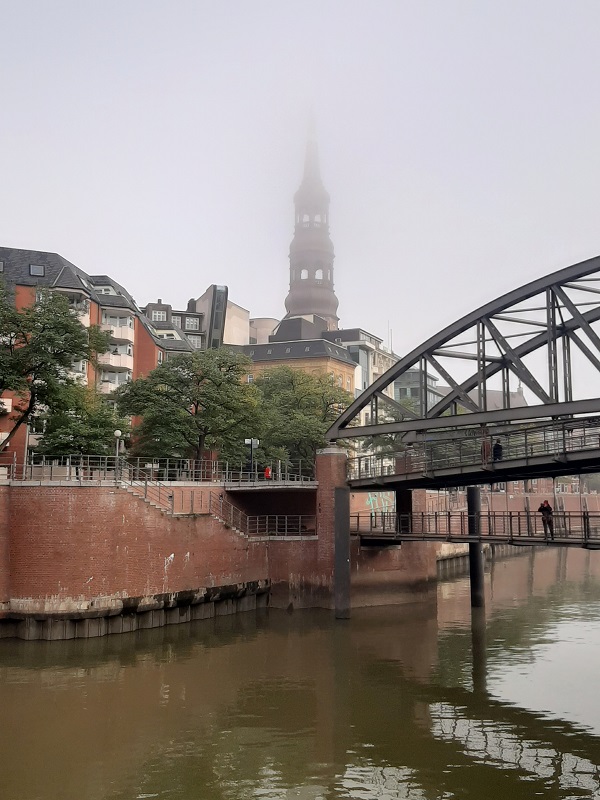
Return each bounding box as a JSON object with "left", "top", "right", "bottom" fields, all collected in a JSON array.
[
  {"left": 492, "top": 439, "right": 503, "bottom": 461},
  {"left": 538, "top": 500, "right": 554, "bottom": 539}
]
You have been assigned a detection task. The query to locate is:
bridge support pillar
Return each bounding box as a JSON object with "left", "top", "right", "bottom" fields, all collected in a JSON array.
[
  {"left": 467, "top": 486, "right": 485, "bottom": 608},
  {"left": 334, "top": 487, "right": 351, "bottom": 619}
]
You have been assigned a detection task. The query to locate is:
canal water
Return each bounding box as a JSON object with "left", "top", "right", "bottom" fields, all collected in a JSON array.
[{"left": 2, "top": 547, "right": 600, "bottom": 800}]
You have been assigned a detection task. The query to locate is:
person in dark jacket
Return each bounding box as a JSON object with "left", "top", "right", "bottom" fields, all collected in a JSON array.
[
  {"left": 538, "top": 500, "right": 554, "bottom": 538},
  {"left": 492, "top": 439, "right": 503, "bottom": 461}
]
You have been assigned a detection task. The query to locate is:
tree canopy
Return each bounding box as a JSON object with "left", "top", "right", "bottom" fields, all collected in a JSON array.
[
  {"left": 253, "top": 366, "right": 352, "bottom": 462},
  {"left": 116, "top": 348, "right": 260, "bottom": 461},
  {"left": 34, "top": 385, "right": 128, "bottom": 456},
  {"left": 116, "top": 353, "right": 353, "bottom": 465},
  {"left": 0, "top": 285, "right": 109, "bottom": 448}
]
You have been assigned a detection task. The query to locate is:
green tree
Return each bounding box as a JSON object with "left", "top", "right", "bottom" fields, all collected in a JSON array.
[
  {"left": 254, "top": 366, "right": 352, "bottom": 463},
  {"left": 0, "top": 285, "right": 109, "bottom": 448},
  {"left": 116, "top": 348, "right": 260, "bottom": 460},
  {"left": 34, "top": 385, "right": 127, "bottom": 456}
]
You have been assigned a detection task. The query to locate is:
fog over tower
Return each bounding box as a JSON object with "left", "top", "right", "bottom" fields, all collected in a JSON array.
[{"left": 284, "top": 128, "right": 339, "bottom": 330}]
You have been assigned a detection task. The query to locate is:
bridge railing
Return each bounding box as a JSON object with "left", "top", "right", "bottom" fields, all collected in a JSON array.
[
  {"left": 351, "top": 510, "right": 600, "bottom": 543},
  {"left": 348, "top": 417, "right": 600, "bottom": 480},
  {"left": 0, "top": 454, "right": 315, "bottom": 483},
  {"left": 208, "top": 492, "right": 317, "bottom": 537}
]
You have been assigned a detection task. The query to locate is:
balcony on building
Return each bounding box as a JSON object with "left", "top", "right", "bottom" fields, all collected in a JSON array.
[
  {"left": 98, "top": 370, "right": 132, "bottom": 394},
  {"left": 54, "top": 289, "right": 91, "bottom": 327},
  {"left": 101, "top": 311, "right": 135, "bottom": 343},
  {"left": 68, "top": 359, "right": 89, "bottom": 384},
  {"left": 98, "top": 351, "right": 134, "bottom": 370}
]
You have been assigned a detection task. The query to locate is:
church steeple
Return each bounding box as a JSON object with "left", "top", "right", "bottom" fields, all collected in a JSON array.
[{"left": 284, "top": 127, "right": 339, "bottom": 330}]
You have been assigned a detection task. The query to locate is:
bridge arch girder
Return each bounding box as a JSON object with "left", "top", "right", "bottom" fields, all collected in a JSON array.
[{"left": 328, "top": 254, "right": 600, "bottom": 440}]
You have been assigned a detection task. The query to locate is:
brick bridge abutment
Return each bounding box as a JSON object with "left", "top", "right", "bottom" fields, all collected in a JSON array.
[{"left": 0, "top": 448, "right": 437, "bottom": 640}]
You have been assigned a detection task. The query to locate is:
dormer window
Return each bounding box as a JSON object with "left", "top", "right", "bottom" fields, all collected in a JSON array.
[{"left": 30, "top": 264, "right": 45, "bottom": 277}]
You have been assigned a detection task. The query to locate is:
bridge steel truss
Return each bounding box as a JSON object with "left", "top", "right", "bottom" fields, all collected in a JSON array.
[{"left": 327, "top": 254, "right": 600, "bottom": 443}]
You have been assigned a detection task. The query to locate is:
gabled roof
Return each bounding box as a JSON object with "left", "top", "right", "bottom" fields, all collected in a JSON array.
[
  {"left": 0, "top": 246, "right": 100, "bottom": 300},
  {"left": 97, "top": 293, "right": 137, "bottom": 311}
]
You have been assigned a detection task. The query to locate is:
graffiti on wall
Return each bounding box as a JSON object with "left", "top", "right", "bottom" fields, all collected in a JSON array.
[{"left": 365, "top": 491, "right": 395, "bottom": 513}]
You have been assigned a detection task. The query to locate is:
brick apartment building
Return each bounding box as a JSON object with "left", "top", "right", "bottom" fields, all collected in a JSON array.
[{"left": 0, "top": 247, "right": 197, "bottom": 459}]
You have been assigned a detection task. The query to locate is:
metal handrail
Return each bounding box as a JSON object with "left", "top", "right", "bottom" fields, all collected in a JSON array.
[
  {"left": 208, "top": 492, "right": 317, "bottom": 537},
  {"left": 348, "top": 416, "right": 600, "bottom": 481},
  {"left": 350, "top": 509, "right": 600, "bottom": 544},
  {"left": 0, "top": 454, "right": 316, "bottom": 483}
]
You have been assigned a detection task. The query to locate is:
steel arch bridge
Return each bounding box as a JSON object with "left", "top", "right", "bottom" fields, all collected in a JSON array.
[{"left": 327, "top": 254, "right": 600, "bottom": 486}]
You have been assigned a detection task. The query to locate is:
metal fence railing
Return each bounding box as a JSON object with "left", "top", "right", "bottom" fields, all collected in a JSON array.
[
  {"left": 0, "top": 454, "right": 316, "bottom": 484},
  {"left": 347, "top": 416, "right": 600, "bottom": 482},
  {"left": 209, "top": 492, "right": 316, "bottom": 537},
  {"left": 351, "top": 510, "right": 600, "bottom": 545}
]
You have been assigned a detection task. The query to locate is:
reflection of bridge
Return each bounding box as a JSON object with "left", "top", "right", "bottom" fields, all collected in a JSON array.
[{"left": 327, "top": 255, "right": 600, "bottom": 611}]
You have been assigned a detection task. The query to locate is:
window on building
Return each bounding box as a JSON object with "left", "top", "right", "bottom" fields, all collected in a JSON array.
[
  {"left": 0, "top": 262, "right": 3, "bottom": 273},
  {"left": 187, "top": 335, "right": 203, "bottom": 349},
  {"left": 285, "top": 347, "right": 291, "bottom": 353},
  {"left": 171, "top": 315, "right": 181, "bottom": 327},
  {"left": 267, "top": 349, "right": 272, "bottom": 354},
  {"left": 157, "top": 351, "right": 163, "bottom": 364},
  {"left": 247, "top": 374, "right": 254, "bottom": 383},
  {"left": 305, "top": 346, "right": 310, "bottom": 352},
  {"left": 151, "top": 310, "right": 167, "bottom": 321},
  {"left": 300, "top": 269, "right": 308, "bottom": 280},
  {"left": 327, "top": 270, "right": 331, "bottom": 280},
  {"left": 30, "top": 264, "right": 45, "bottom": 276},
  {"left": 185, "top": 316, "right": 200, "bottom": 330},
  {"left": 315, "top": 269, "right": 323, "bottom": 280}
]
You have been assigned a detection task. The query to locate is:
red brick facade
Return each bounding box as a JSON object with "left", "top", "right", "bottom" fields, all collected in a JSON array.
[{"left": 0, "top": 448, "right": 439, "bottom": 637}]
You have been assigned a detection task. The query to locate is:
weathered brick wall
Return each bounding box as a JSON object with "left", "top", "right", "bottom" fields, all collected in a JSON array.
[
  {"left": 0, "top": 451, "right": 439, "bottom": 621},
  {"left": 0, "top": 486, "right": 9, "bottom": 609},
  {"left": 7, "top": 485, "right": 268, "bottom": 615}
]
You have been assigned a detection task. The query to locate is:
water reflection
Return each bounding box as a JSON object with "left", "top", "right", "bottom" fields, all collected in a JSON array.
[{"left": 1, "top": 548, "right": 600, "bottom": 799}]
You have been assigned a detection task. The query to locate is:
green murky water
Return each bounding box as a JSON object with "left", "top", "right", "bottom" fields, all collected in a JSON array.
[{"left": 2, "top": 547, "right": 600, "bottom": 799}]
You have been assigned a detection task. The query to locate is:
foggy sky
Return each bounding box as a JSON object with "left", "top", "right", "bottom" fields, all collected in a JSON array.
[{"left": 2, "top": 1, "right": 600, "bottom": 356}]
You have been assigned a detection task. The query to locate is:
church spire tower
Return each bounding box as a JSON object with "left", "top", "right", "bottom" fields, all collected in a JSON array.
[{"left": 284, "top": 125, "right": 339, "bottom": 330}]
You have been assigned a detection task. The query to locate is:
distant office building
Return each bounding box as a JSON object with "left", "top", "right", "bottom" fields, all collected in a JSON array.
[
  {"left": 239, "top": 339, "right": 357, "bottom": 394},
  {"left": 249, "top": 317, "right": 279, "bottom": 345},
  {"left": 322, "top": 328, "right": 397, "bottom": 398},
  {"left": 140, "top": 298, "right": 204, "bottom": 350}
]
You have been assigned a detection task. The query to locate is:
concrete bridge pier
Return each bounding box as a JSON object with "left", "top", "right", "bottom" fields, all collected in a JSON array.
[{"left": 467, "top": 486, "right": 485, "bottom": 608}]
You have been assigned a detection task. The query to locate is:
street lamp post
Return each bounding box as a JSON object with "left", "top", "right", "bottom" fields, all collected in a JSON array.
[
  {"left": 244, "top": 438, "right": 259, "bottom": 480},
  {"left": 114, "top": 429, "right": 122, "bottom": 483}
]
